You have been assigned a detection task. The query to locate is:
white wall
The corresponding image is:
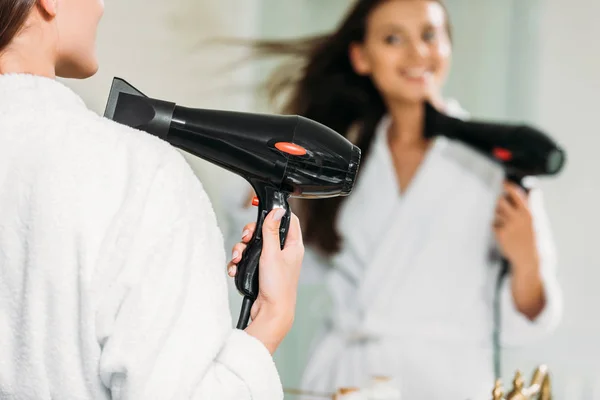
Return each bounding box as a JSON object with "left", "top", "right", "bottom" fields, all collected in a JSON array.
[{"left": 503, "top": 0, "right": 600, "bottom": 396}]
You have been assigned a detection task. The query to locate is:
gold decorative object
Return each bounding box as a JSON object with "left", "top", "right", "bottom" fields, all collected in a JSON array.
[
  {"left": 334, "top": 387, "right": 361, "bottom": 399},
  {"left": 492, "top": 365, "right": 552, "bottom": 400},
  {"left": 492, "top": 379, "right": 505, "bottom": 400}
]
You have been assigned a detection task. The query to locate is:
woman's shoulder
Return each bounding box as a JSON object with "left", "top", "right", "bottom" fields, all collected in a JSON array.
[
  {"left": 54, "top": 105, "right": 183, "bottom": 175},
  {"left": 18, "top": 100, "right": 192, "bottom": 200},
  {"left": 0, "top": 74, "right": 180, "bottom": 173}
]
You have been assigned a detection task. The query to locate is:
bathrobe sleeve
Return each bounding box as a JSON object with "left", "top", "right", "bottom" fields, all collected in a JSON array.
[
  {"left": 95, "top": 150, "right": 282, "bottom": 399},
  {"left": 499, "top": 186, "right": 563, "bottom": 346}
]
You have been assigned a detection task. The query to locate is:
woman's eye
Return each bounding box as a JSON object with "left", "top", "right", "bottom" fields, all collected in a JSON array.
[
  {"left": 423, "top": 30, "right": 436, "bottom": 42},
  {"left": 384, "top": 34, "right": 403, "bottom": 45}
]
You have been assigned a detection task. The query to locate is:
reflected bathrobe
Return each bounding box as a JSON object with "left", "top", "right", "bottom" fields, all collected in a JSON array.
[{"left": 224, "top": 111, "right": 562, "bottom": 399}]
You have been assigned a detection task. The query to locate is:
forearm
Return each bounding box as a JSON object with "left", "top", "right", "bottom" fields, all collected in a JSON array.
[{"left": 510, "top": 255, "right": 546, "bottom": 320}]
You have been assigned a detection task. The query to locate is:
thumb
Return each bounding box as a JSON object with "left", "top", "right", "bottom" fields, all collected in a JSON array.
[{"left": 261, "top": 208, "right": 286, "bottom": 257}]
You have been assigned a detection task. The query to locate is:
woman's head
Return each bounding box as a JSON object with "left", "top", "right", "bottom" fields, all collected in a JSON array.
[
  {"left": 349, "top": 0, "right": 452, "bottom": 105},
  {"left": 244, "top": 0, "right": 453, "bottom": 255},
  {"left": 0, "top": 0, "right": 104, "bottom": 78}
]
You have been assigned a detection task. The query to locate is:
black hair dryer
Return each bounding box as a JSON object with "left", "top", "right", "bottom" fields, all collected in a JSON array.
[
  {"left": 424, "top": 102, "right": 566, "bottom": 186},
  {"left": 103, "top": 77, "right": 361, "bottom": 329}
]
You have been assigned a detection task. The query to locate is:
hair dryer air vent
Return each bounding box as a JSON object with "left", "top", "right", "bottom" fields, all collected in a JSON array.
[{"left": 344, "top": 148, "right": 361, "bottom": 195}]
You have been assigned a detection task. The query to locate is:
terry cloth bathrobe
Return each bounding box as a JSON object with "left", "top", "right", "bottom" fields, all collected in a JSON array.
[
  {"left": 0, "top": 74, "right": 283, "bottom": 400},
  {"left": 223, "top": 103, "right": 562, "bottom": 400}
]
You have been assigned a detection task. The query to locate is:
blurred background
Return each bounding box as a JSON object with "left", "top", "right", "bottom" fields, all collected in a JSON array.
[{"left": 62, "top": 0, "right": 599, "bottom": 397}]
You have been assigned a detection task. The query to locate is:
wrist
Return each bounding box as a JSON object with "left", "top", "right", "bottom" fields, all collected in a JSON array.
[
  {"left": 244, "top": 307, "right": 294, "bottom": 354},
  {"left": 509, "top": 253, "right": 541, "bottom": 279}
]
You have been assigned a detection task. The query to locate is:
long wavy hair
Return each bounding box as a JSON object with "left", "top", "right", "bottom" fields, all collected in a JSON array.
[{"left": 245, "top": 0, "right": 452, "bottom": 256}]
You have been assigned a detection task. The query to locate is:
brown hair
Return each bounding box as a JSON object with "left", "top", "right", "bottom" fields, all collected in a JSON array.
[
  {"left": 0, "top": 0, "right": 36, "bottom": 53},
  {"left": 246, "top": 0, "right": 452, "bottom": 256}
]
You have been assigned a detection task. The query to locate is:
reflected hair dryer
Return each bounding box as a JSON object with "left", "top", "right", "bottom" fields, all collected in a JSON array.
[
  {"left": 103, "top": 78, "right": 361, "bottom": 329},
  {"left": 424, "top": 102, "right": 566, "bottom": 186}
]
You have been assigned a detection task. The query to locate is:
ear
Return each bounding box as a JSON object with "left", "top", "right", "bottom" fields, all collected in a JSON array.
[
  {"left": 348, "top": 42, "right": 371, "bottom": 75},
  {"left": 38, "top": 0, "right": 58, "bottom": 18}
]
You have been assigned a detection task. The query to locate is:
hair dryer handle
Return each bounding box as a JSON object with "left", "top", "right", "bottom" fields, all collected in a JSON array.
[{"left": 234, "top": 187, "right": 291, "bottom": 329}]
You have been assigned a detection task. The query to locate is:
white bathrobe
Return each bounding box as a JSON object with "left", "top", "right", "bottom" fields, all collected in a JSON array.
[
  {"left": 0, "top": 74, "right": 282, "bottom": 400},
  {"left": 223, "top": 108, "right": 562, "bottom": 399}
]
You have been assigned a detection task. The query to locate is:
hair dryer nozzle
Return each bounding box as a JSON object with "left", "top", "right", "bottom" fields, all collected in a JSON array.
[
  {"left": 104, "top": 77, "right": 176, "bottom": 139},
  {"left": 545, "top": 144, "right": 566, "bottom": 175}
]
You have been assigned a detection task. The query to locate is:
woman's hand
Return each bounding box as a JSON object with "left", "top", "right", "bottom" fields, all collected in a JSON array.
[
  {"left": 228, "top": 209, "right": 304, "bottom": 354},
  {"left": 425, "top": 89, "right": 448, "bottom": 113},
  {"left": 493, "top": 181, "right": 538, "bottom": 266},
  {"left": 493, "top": 181, "right": 545, "bottom": 320}
]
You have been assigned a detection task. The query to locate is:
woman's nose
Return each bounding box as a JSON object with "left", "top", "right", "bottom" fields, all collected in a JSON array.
[{"left": 406, "top": 40, "right": 429, "bottom": 62}]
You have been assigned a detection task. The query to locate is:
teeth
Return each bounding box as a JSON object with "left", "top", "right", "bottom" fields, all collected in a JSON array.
[{"left": 404, "top": 68, "right": 429, "bottom": 78}]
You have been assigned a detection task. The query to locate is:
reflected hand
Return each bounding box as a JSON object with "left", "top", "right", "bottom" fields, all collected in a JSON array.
[
  {"left": 493, "top": 181, "right": 545, "bottom": 320},
  {"left": 493, "top": 181, "right": 538, "bottom": 267}
]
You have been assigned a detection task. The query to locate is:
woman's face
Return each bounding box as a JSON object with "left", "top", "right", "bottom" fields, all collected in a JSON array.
[
  {"left": 54, "top": 0, "right": 104, "bottom": 78},
  {"left": 350, "top": 0, "right": 451, "bottom": 105}
]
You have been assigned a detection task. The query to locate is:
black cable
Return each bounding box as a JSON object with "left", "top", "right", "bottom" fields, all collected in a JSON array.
[
  {"left": 236, "top": 296, "right": 254, "bottom": 330},
  {"left": 493, "top": 259, "right": 510, "bottom": 380}
]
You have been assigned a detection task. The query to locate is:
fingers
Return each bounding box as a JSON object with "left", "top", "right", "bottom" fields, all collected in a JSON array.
[
  {"left": 227, "top": 241, "right": 248, "bottom": 277},
  {"left": 426, "top": 90, "right": 447, "bottom": 113},
  {"left": 503, "top": 181, "right": 527, "bottom": 209},
  {"left": 241, "top": 222, "right": 256, "bottom": 243},
  {"left": 227, "top": 222, "right": 258, "bottom": 277},
  {"left": 496, "top": 196, "right": 516, "bottom": 219},
  {"left": 494, "top": 192, "right": 516, "bottom": 229},
  {"left": 261, "top": 207, "right": 287, "bottom": 257},
  {"left": 227, "top": 259, "right": 237, "bottom": 277},
  {"left": 228, "top": 210, "right": 302, "bottom": 279},
  {"left": 493, "top": 213, "right": 506, "bottom": 229},
  {"left": 231, "top": 242, "right": 246, "bottom": 263},
  {"left": 283, "top": 213, "right": 303, "bottom": 250},
  {"left": 494, "top": 182, "right": 531, "bottom": 231}
]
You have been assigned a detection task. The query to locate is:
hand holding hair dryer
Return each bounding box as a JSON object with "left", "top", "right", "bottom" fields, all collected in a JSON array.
[{"left": 103, "top": 77, "right": 361, "bottom": 330}]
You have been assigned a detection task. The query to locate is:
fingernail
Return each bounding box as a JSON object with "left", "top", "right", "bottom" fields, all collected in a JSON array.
[
  {"left": 228, "top": 265, "right": 236, "bottom": 276},
  {"left": 242, "top": 229, "right": 250, "bottom": 239},
  {"left": 232, "top": 250, "right": 239, "bottom": 260},
  {"left": 273, "top": 208, "right": 286, "bottom": 222}
]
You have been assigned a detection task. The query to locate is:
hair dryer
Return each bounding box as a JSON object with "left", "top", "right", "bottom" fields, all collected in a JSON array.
[
  {"left": 424, "top": 102, "right": 566, "bottom": 186},
  {"left": 103, "top": 77, "right": 361, "bottom": 329}
]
